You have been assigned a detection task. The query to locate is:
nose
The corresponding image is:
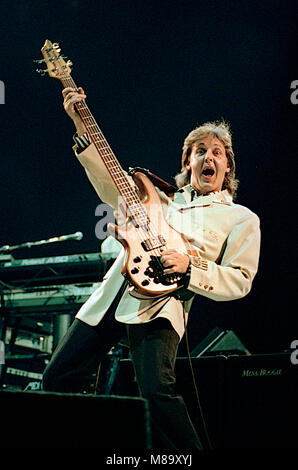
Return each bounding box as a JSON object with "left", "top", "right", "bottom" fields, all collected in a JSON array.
[{"left": 204, "top": 149, "right": 213, "bottom": 162}]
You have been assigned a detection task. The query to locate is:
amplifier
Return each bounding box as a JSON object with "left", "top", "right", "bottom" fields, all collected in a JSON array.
[
  {"left": 110, "top": 353, "right": 297, "bottom": 450},
  {"left": 218, "top": 353, "right": 297, "bottom": 449}
]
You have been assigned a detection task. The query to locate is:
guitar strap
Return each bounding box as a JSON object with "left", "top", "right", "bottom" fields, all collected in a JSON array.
[{"left": 128, "top": 166, "right": 177, "bottom": 196}]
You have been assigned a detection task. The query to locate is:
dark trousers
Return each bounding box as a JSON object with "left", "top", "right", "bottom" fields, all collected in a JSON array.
[{"left": 43, "top": 304, "right": 203, "bottom": 450}]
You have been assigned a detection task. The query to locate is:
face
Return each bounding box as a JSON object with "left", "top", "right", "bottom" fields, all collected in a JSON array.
[{"left": 185, "top": 134, "right": 230, "bottom": 194}]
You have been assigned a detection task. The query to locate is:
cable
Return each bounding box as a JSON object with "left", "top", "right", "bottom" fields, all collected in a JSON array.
[
  {"left": 94, "top": 361, "right": 102, "bottom": 395},
  {"left": 183, "top": 307, "right": 213, "bottom": 450}
]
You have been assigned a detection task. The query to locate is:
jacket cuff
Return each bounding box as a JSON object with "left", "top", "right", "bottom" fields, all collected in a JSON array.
[
  {"left": 73, "top": 132, "right": 91, "bottom": 154},
  {"left": 188, "top": 255, "right": 214, "bottom": 293}
]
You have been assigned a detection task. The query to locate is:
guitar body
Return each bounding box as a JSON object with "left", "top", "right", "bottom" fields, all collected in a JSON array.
[{"left": 108, "top": 171, "right": 191, "bottom": 297}]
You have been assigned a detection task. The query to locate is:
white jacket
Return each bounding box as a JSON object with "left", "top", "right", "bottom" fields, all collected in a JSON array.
[{"left": 74, "top": 143, "right": 261, "bottom": 339}]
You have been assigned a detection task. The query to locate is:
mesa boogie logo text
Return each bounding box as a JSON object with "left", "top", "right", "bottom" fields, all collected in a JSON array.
[{"left": 241, "top": 368, "right": 282, "bottom": 377}]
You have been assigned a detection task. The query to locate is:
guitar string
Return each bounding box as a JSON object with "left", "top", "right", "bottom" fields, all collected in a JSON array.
[
  {"left": 62, "top": 76, "right": 164, "bottom": 252},
  {"left": 43, "top": 45, "right": 175, "bottom": 279},
  {"left": 63, "top": 80, "right": 147, "bottom": 220},
  {"left": 75, "top": 95, "right": 184, "bottom": 285},
  {"left": 61, "top": 74, "right": 181, "bottom": 285},
  {"left": 63, "top": 77, "right": 183, "bottom": 288},
  {"left": 81, "top": 105, "right": 172, "bottom": 278}
]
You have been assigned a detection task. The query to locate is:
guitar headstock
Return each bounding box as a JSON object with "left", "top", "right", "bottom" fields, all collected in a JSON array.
[{"left": 37, "top": 39, "right": 72, "bottom": 79}]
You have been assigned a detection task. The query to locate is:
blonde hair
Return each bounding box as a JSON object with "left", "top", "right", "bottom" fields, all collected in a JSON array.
[{"left": 175, "top": 120, "right": 239, "bottom": 199}]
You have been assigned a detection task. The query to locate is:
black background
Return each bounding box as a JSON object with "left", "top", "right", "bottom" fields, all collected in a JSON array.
[{"left": 0, "top": 0, "right": 297, "bottom": 355}]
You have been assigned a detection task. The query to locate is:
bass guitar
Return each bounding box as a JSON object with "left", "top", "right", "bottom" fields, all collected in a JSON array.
[{"left": 37, "top": 40, "right": 196, "bottom": 298}]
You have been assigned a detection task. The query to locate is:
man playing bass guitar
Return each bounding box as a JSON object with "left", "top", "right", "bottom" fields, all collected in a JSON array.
[{"left": 43, "top": 86, "right": 260, "bottom": 451}]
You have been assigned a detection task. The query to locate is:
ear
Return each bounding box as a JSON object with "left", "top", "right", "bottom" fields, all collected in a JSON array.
[
  {"left": 225, "top": 159, "right": 231, "bottom": 174},
  {"left": 183, "top": 146, "right": 192, "bottom": 171},
  {"left": 184, "top": 159, "right": 191, "bottom": 171}
]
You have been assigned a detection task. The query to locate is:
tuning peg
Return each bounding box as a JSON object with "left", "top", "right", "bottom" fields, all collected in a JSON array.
[
  {"left": 33, "top": 59, "right": 46, "bottom": 64},
  {"left": 36, "top": 68, "right": 57, "bottom": 76},
  {"left": 36, "top": 68, "right": 49, "bottom": 76},
  {"left": 66, "top": 60, "right": 73, "bottom": 67},
  {"left": 52, "top": 42, "right": 61, "bottom": 53}
]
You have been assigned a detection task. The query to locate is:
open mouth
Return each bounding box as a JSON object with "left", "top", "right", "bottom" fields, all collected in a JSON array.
[{"left": 201, "top": 168, "right": 215, "bottom": 178}]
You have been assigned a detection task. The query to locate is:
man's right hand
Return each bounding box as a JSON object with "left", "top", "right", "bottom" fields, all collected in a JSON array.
[{"left": 62, "top": 87, "right": 87, "bottom": 135}]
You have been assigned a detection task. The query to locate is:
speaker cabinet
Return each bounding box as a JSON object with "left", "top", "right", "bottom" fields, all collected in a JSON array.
[
  {"left": 220, "top": 354, "right": 297, "bottom": 449},
  {"left": 0, "top": 390, "right": 151, "bottom": 450},
  {"left": 111, "top": 353, "right": 297, "bottom": 450}
]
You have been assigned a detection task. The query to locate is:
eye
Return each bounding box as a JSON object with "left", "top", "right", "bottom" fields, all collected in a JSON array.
[
  {"left": 197, "top": 148, "right": 206, "bottom": 156},
  {"left": 213, "top": 148, "right": 222, "bottom": 156}
]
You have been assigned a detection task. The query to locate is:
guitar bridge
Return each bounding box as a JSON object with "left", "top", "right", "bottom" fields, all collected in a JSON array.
[{"left": 141, "top": 235, "right": 166, "bottom": 252}]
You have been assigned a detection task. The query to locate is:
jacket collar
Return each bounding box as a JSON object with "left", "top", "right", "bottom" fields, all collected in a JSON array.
[{"left": 174, "top": 185, "right": 233, "bottom": 207}]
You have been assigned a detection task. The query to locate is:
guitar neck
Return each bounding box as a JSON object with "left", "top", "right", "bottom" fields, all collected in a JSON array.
[{"left": 60, "top": 75, "right": 139, "bottom": 206}]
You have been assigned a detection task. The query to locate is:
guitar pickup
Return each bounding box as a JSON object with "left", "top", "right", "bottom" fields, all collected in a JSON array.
[{"left": 141, "top": 235, "right": 166, "bottom": 252}]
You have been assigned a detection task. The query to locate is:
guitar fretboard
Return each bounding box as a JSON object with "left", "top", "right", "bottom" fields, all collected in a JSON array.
[{"left": 60, "top": 76, "right": 147, "bottom": 222}]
